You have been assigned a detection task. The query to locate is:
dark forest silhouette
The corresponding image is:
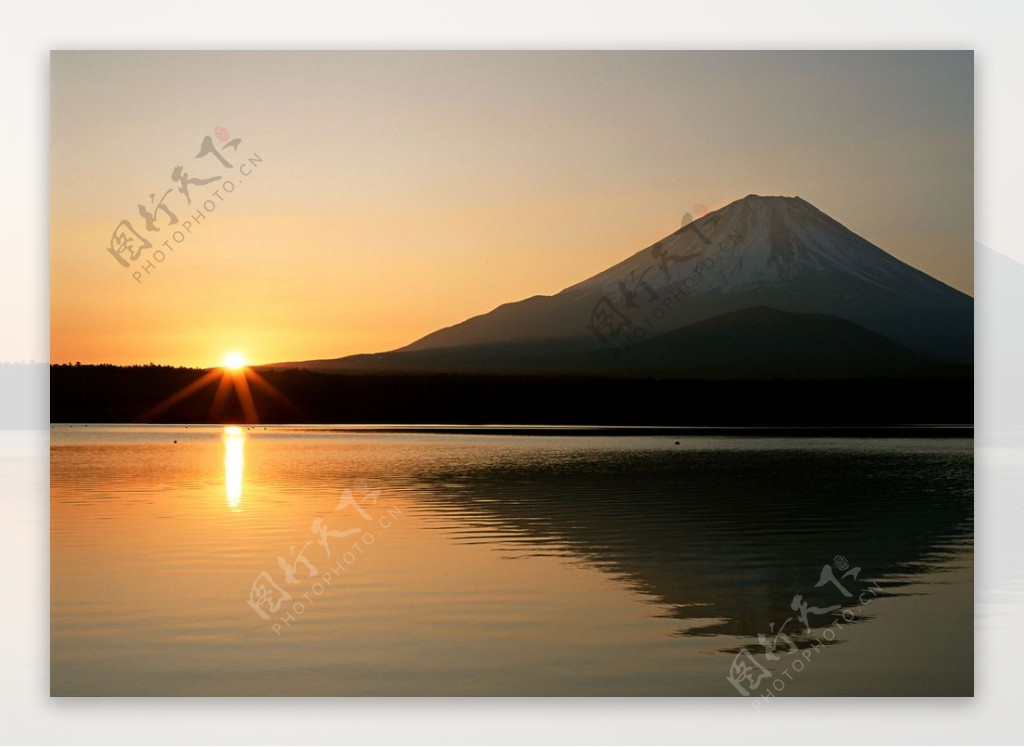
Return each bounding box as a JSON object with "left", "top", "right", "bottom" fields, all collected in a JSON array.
[{"left": 50, "top": 364, "right": 972, "bottom": 426}]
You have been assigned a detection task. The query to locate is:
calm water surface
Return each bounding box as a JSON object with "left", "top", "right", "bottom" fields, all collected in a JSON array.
[{"left": 50, "top": 425, "right": 972, "bottom": 696}]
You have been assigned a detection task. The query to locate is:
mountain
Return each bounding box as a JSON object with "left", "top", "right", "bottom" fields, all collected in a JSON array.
[{"left": 267, "top": 195, "right": 972, "bottom": 377}]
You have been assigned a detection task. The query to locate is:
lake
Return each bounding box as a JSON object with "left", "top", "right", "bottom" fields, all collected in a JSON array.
[{"left": 50, "top": 425, "right": 973, "bottom": 696}]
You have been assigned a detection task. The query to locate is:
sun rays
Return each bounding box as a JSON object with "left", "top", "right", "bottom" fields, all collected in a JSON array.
[{"left": 138, "top": 355, "right": 298, "bottom": 423}]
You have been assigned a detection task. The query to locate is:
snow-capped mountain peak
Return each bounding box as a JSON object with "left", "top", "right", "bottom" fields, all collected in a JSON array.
[
  {"left": 575, "top": 195, "right": 931, "bottom": 299},
  {"left": 278, "top": 194, "right": 972, "bottom": 372}
]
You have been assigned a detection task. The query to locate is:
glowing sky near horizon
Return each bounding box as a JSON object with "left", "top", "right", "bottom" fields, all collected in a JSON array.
[{"left": 50, "top": 51, "right": 973, "bottom": 367}]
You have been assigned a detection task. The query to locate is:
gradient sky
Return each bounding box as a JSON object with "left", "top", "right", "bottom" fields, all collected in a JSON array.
[{"left": 51, "top": 51, "right": 973, "bottom": 367}]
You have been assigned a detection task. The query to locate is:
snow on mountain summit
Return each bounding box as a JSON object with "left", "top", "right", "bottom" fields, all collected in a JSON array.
[{"left": 573, "top": 194, "right": 933, "bottom": 300}]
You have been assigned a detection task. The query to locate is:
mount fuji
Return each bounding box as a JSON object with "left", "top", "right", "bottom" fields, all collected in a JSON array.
[{"left": 273, "top": 195, "right": 972, "bottom": 378}]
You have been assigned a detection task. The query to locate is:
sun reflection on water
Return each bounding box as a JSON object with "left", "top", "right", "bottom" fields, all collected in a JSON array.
[{"left": 223, "top": 426, "right": 244, "bottom": 509}]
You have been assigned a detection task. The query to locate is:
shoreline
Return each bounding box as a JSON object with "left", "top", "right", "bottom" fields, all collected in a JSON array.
[{"left": 49, "top": 423, "right": 974, "bottom": 438}]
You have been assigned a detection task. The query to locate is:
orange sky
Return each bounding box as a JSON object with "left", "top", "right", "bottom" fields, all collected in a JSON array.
[{"left": 50, "top": 51, "right": 973, "bottom": 367}]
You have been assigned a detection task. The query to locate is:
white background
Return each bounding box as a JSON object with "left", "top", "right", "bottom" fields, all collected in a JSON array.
[{"left": 2, "top": 1, "right": 1022, "bottom": 744}]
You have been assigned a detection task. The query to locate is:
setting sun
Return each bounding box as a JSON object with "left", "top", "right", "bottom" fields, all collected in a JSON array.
[{"left": 222, "top": 352, "right": 247, "bottom": 371}]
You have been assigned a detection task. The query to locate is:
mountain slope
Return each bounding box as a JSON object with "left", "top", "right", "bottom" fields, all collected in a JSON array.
[{"left": 279, "top": 307, "right": 958, "bottom": 379}]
